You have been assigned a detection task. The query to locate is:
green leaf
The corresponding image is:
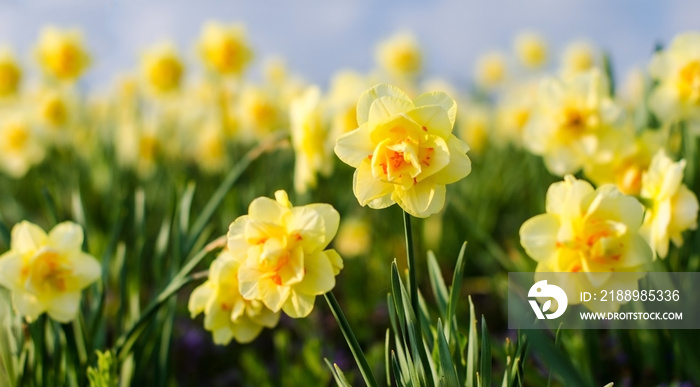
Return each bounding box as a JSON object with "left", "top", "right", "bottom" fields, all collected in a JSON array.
[
  {"left": 480, "top": 316, "right": 491, "bottom": 387},
  {"left": 524, "top": 329, "right": 588, "bottom": 387},
  {"left": 466, "top": 296, "right": 478, "bottom": 387},
  {"left": 427, "top": 251, "right": 449, "bottom": 318},
  {"left": 324, "top": 359, "right": 352, "bottom": 387},
  {"left": 436, "top": 319, "right": 460, "bottom": 387}
]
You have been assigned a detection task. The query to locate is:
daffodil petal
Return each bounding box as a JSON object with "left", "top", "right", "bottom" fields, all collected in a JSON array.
[
  {"left": 334, "top": 125, "right": 374, "bottom": 168},
  {"left": 46, "top": 292, "right": 81, "bottom": 323},
  {"left": 392, "top": 180, "right": 446, "bottom": 218},
  {"left": 231, "top": 318, "right": 264, "bottom": 344},
  {"left": 48, "top": 222, "right": 84, "bottom": 252},
  {"left": 281, "top": 290, "right": 315, "bottom": 318},
  {"left": 406, "top": 105, "right": 453, "bottom": 138},
  {"left": 356, "top": 84, "right": 411, "bottom": 126},
  {"left": 519, "top": 214, "right": 560, "bottom": 262},
  {"left": 353, "top": 161, "right": 394, "bottom": 207},
  {"left": 295, "top": 250, "right": 336, "bottom": 296},
  {"left": 433, "top": 135, "right": 471, "bottom": 185},
  {"left": 11, "top": 221, "right": 47, "bottom": 255},
  {"left": 12, "top": 292, "right": 43, "bottom": 322},
  {"left": 413, "top": 91, "right": 457, "bottom": 127}
]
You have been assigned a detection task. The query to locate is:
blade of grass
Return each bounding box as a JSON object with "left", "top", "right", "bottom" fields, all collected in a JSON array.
[
  {"left": 436, "top": 319, "right": 460, "bottom": 386},
  {"left": 480, "top": 316, "right": 491, "bottom": 387},
  {"left": 324, "top": 292, "right": 378, "bottom": 387}
]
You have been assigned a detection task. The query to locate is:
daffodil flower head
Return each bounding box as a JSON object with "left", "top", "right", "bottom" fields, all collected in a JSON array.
[
  {"left": 290, "top": 85, "right": 333, "bottom": 194},
  {"left": 0, "top": 221, "right": 101, "bottom": 323},
  {"left": 639, "top": 151, "right": 699, "bottom": 259},
  {"left": 35, "top": 27, "right": 91, "bottom": 82},
  {"left": 228, "top": 190, "right": 342, "bottom": 318},
  {"left": 141, "top": 42, "right": 185, "bottom": 95},
  {"left": 335, "top": 84, "right": 471, "bottom": 218},
  {"left": 198, "top": 21, "right": 253, "bottom": 76},
  {"left": 648, "top": 32, "right": 700, "bottom": 122},
  {"left": 520, "top": 175, "right": 652, "bottom": 312},
  {"left": 0, "top": 112, "right": 45, "bottom": 178},
  {"left": 513, "top": 31, "right": 549, "bottom": 70},
  {"left": 188, "top": 249, "right": 279, "bottom": 345},
  {"left": 523, "top": 68, "right": 624, "bottom": 176},
  {"left": 376, "top": 32, "right": 423, "bottom": 80},
  {"left": 0, "top": 48, "right": 22, "bottom": 98},
  {"left": 474, "top": 51, "right": 508, "bottom": 90}
]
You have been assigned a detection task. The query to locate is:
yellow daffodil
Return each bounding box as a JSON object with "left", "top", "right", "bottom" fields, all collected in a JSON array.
[
  {"left": 327, "top": 70, "right": 372, "bottom": 141},
  {"left": 376, "top": 32, "right": 423, "bottom": 81},
  {"left": 334, "top": 84, "right": 471, "bottom": 218},
  {"left": 520, "top": 175, "right": 652, "bottom": 312},
  {"left": 0, "top": 113, "right": 45, "bottom": 178},
  {"left": 560, "top": 40, "right": 599, "bottom": 79},
  {"left": 474, "top": 51, "right": 508, "bottom": 90},
  {"left": 35, "top": 27, "right": 90, "bottom": 82},
  {"left": 238, "top": 85, "right": 283, "bottom": 139},
  {"left": 457, "top": 101, "right": 492, "bottom": 156},
  {"left": 228, "top": 190, "right": 342, "bottom": 318},
  {"left": 0, "top": 221, "right": 101, "bottom": 323},
  {"left": 513, "top": 31, "right": 549, "bottom": 70},
  {"left": 334, "top": 216, "right": 371, "bottom": 258},
  {"left": 290, "top": 85, "right": 333, "bottom": 194},
  {"left": 141, "top": 42, "right": 185, "bottom": 95},
  {"left": 0, "top": 48, "right": 21, "bottom": 98},
  {"left": 189, "top": 249, "right": 279, "bottom": 345},
  {"left": 583, "top": 129, "right": 663, "bottom": 196},
  {"left": 494, "top": 80, "right": 538, "bottom": 147},
  {"left": 523, "top": 69, "right": 623, "bottom": 176},
  {"left": 648, "top": 32, "right": 700, "bottom": 121},
  {"left": 639, "top": 151, "right": 699, "bottom": 259},
  {"left": 198, "top": 21, "right": 253, "bottom": 76}
]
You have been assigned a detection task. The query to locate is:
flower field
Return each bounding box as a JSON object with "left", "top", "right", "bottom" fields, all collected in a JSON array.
[{"left": 0, "top": 15, "right": 698, "bottom": 387}]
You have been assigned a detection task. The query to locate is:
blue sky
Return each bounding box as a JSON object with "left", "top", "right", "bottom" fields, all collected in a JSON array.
[{"left": 0, "top": 0, "right": 698, "bottom": 89}]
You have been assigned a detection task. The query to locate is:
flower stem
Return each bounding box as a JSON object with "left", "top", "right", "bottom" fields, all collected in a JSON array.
[
  {"left": 403, "top": 211, "right": 419, "bottom": 320},
  {"left": 324, "top": 292, "right": 378, "bottom": 387}
]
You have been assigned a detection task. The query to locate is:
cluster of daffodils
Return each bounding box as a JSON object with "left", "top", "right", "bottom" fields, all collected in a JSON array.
[
  {"left": 189, "top": 190, "right": 342, "bottom": 344},
  {"left": 0, "top": 221, "right": 101, "bottom": 323}
]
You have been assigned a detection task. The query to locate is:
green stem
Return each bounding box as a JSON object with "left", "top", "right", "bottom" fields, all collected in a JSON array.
[
  {"left": 403, "top": 211, "right": 420, "bottom": 334},
  {"left": 324, "top": 292, "right": 378, "bottom": 387}
]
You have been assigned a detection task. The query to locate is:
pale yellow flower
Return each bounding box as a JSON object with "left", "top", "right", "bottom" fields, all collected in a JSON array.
[
  {"left": 0, "top": 221, "right": 101, "bottom": 323},
  {"left": 198, "top": 21, "right": 253, "bottom": 76},
  {"left": 141, "top": 42, "right": 185, "bottom": 95},
  {"left": 327, "top": 70, "right": 372, "bottom": 141},
  {"left": 494, "top": 80, "right": 539, "bottom": 147},
  {"left": 290, "top": 85, "right": 333, "bottom": 193},
  {"left": 583, "top": 129, "right": 663, "bottom": 196},
  {"left": 0, "top": 113, "right": 45, "bottom": 178},
  {"left": 560, "top": 40, "right": 599, "bottom": 79},
  {"left": 457, "top": 101, "right": 492, "bottom": 156},
  {"left": 513, "top": 31, "right": 549, "bottom": 69},
  {"left": 0, "top": 48, "right": 21, "bottom": 98},
  {"left": 334, "top": 216, "right": 371, "bottom": 258},
  {"left": 520, "top": 176, "right": 652, "bottom": 312},
  {"left": 639, "top": 151, "right": 699, "bottom": 259},
  {"left": 474, "top": 51, "right": 508, "bottom": 90},
  {"left": 334, "top": 84, "right": 471, "bottom": 218},
  {"left": 523, "top": 69, "right": 623, "bottom": 176},
  {"left": 228, "top": 190, "right": 342, "bottom": 318},
  {"left": 190, "top": 119, "right": 228, "bottom": 174},
  {"left": 35, "top": 27, "right": 90, "bottom": 82},
  {"left": 189, "top": 249, "right": 279, "bottom": 345},
  {"left": 648, "top": 32, "right": 700, "bottom": 121},
  {"left": 376, "top": 32, "right": 423, "bottom": 80},
  {"left": 237, "top": 85, "right": 284, "bottom": 139}
]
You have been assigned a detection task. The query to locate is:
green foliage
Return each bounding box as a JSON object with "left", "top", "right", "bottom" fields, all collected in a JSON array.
[{"left": 87, "top": 350, "right": 118, "bottom": 387}]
